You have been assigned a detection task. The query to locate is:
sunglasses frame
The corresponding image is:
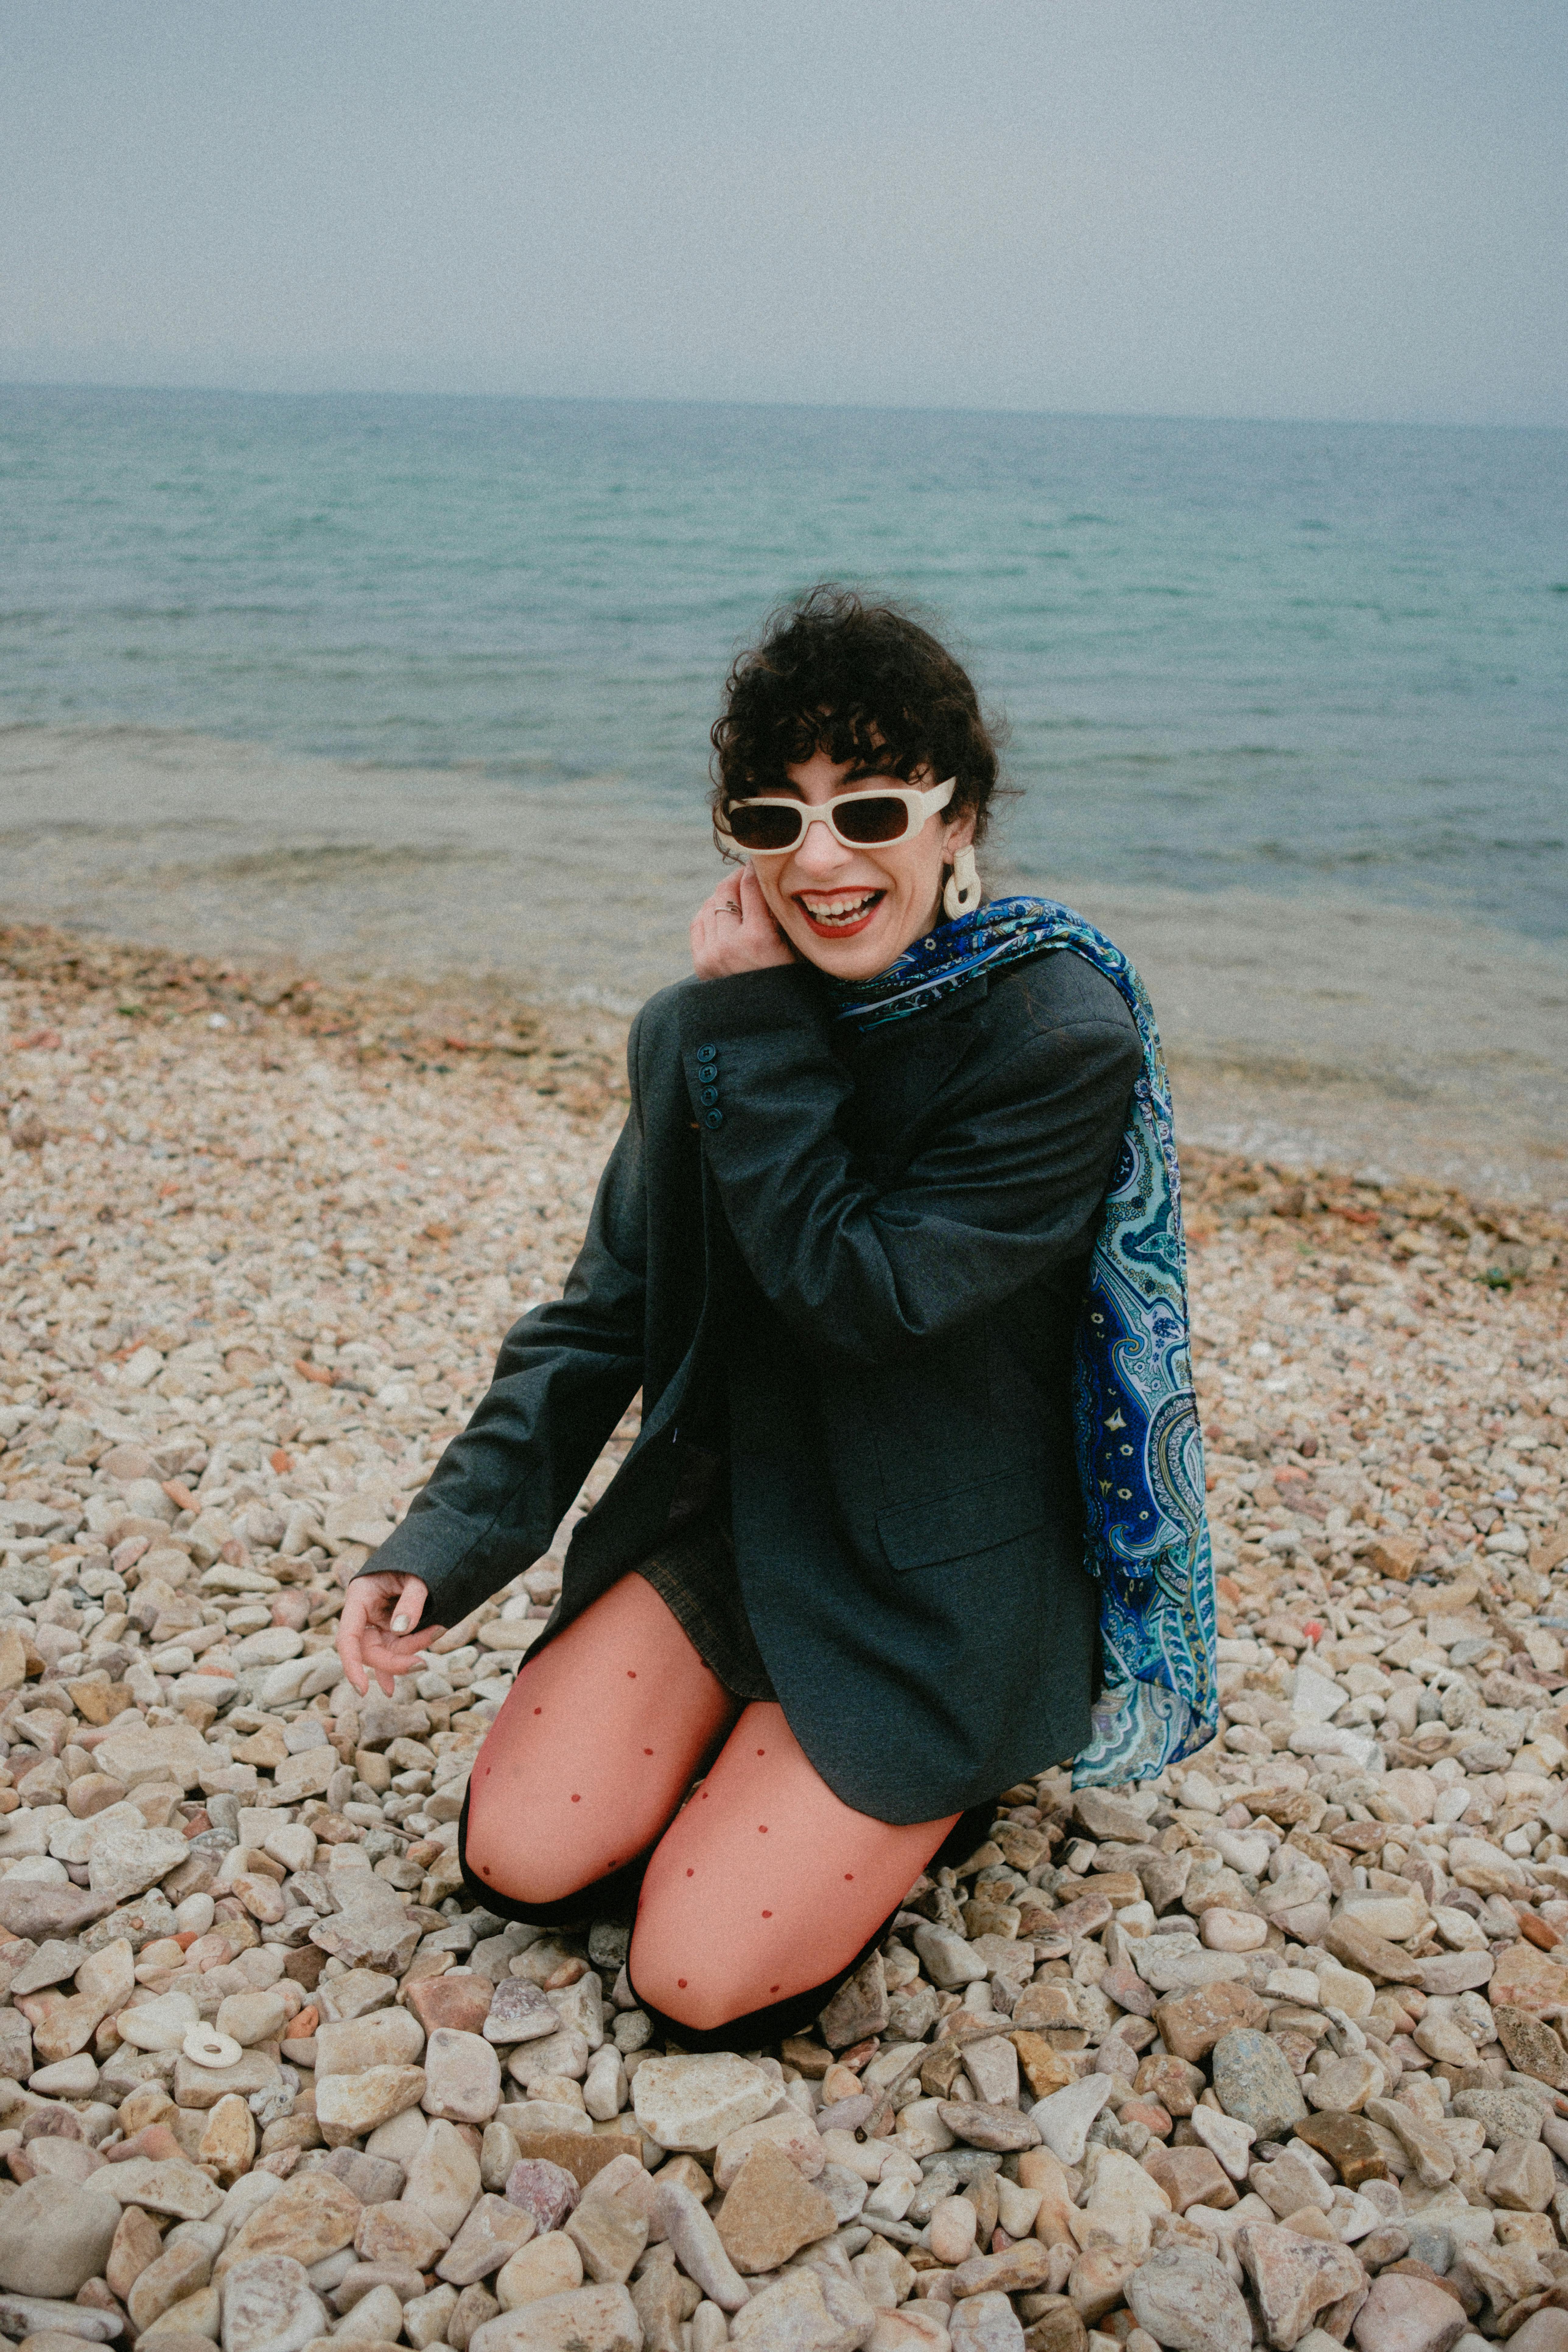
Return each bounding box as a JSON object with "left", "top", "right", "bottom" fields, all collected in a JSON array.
[{"left": 715, "top": 775, "right": 957, "bottom": 856}]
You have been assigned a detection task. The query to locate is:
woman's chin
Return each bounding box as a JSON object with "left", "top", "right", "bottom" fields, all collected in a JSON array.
[{"left": 791, "top": 920, "right": 900, "bottom": 979}]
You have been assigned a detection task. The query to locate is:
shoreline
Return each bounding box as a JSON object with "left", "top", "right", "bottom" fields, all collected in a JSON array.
[{"left": 4, "top": 724, "right": 1566, "bottom": 1207}]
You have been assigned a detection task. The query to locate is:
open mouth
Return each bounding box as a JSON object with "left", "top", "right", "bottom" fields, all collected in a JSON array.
[{"left": 794, "top": 889, "right": 886, "bottom": 939}]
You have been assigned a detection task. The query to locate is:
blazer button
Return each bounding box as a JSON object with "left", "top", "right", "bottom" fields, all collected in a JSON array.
[
  {"left": 699, "top": 1084, "right": 719, "bottom": 1105},
  {"left": 695, "top": 1044, "right": 717, "bottom": 1063},
  {"left": 703, "top": 1109, "right": 723, "bottom": 1129}
]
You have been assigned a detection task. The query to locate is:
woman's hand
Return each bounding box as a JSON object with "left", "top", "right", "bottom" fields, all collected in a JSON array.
[
  {"left": 691, "top": 864, "right": 794, "bottom": 981},
  {"left": 338, "top": 1572, "right": 444, "bottom": 1698}
]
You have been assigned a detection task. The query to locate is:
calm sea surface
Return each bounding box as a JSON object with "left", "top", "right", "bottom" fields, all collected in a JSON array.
[{"left": 2, "top": 385, "right": 1565, "bottom": 940}]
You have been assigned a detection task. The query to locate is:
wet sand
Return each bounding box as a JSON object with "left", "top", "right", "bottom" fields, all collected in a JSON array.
[{"left": 5, "top": 724, "right": 1565, "bottom": 1206}]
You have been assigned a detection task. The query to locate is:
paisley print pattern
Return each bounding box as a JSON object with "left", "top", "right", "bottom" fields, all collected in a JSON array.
[{"left": 828, "top": 895, "right": 1217, "bottom": 1786}]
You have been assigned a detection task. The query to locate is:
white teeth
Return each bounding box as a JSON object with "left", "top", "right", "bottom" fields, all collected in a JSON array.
[{"left": 801, "top": 892, "right": 880, "bottom": 926}]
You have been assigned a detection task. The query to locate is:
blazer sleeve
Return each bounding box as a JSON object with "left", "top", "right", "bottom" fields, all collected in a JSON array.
[
  {"left": 676, "top": 961, "right": 1140, "bottom": 1366},
  {"left": 358, "top": 1014, "right": 650, "bottom": 1629}
]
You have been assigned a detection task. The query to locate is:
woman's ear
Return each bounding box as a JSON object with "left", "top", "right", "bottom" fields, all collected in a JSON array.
[{"left": 942, "top": 804, "right": 977, "bottom": 857}]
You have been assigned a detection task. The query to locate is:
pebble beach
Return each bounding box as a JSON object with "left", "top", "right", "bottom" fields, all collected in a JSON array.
[{"left": 2, "top": 920, "right": 1567, "bottom": 2352}]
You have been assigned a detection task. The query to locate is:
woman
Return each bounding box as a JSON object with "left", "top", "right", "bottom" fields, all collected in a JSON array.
[{"left": 339, "top": 588, "right": 1215, "bottom": 2050}]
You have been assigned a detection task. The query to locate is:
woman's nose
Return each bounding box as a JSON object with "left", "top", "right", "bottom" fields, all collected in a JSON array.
[{"left": 792, "top": 817, "right": 848, "bottom": 873}]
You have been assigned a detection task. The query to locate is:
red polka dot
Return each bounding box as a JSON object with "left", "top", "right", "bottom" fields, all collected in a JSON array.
[
  {"left": 644, "top": 1748, "right": 654, "bottom": 1756},
  {"left": 758, "top": 1824, "right": 768, "bottom": 1833},
  {"left": 771, "top": 1984, "right": 780, "bottom": 1992},
  {"left": 677, "top": 1979, "right": 687, "bottom": 1988},
  {"left": 627, "top": 1670, "right": 636, "bottom": 1678},
  {"left": 845, "top": 1872, "right": 854, "bottom": 1880},
  {"left": 533, "top": 1706, "right": 542, "bottom": 1715},
  {"left": 571, "top": 1794, "right": 581, "bottom": 1803},
  {"left": 686, "top": 1867, "right": 695, "bottom": 1877},
  {"left": 757, "top": 1748, "right": 765, "bottom": 1755},
  {"left": 761, "top": 1909, "right": 772, "bottom": 1917}
]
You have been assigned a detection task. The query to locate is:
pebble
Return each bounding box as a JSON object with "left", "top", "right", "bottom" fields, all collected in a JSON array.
[
  {"left": 563, "top": 2197, "right": 648, "bottom": 2286},
  {"left": 1031, "top": 2078, "right": 1113, "bottom": 2164},
  {"left": 1, "top": 933, "right": 1566, "bottom": 2352},
  {"left": 494, "top": 2234, "right": 583, "bottom": 2311},
  {"left": 356, "top": 2201, "right": 452, "bottom": 2273},
  {"left": 216, "top": 2178, "right": 357, "bottom": 2278},
  {"left": 632, "top": 2053, "right": 777, "bottom": 2150},
  {"left": 710, "top": 2140, "right": 838, "bottom": 2273},
  {"left": 0, "top": 2180, "right": 122, "bottom": 2298},
  {"left": 316, "top": 2063, "right": 429, "bottom": 2145},
  {"left": 948, "top": 2291, "right": 1026, "bottom": 2352},
  {"left": 219, "top": 2255, "right": 327, "bottom": 2352},
  {"left": 471, "top": 2283, "right": 644, "bottom": 2352},
  {"left": 505, "top": 2161, "right": 582, "bottom": 2236},
  {"left": 929, "top": 2195, "right": 980, "bottom": 2265},
  {"left": 1126, "top": 2247, "right": 1251, "bottom": 2352},
  {"left": 439, "top": 2196, "right": 539, "bottom": 2288},
  {"left": 652, "top": 2180, "right": 752, "bottom": 2312},
  {"left": 1349, "top": 2275, "right": 1468, "bottom": 2352},
  {"left": 424, "top": 2026, "right": 504, "bottom": 2121},
  {"left": 729, "top": 2269, "right": 845, "bottom": 2352},
  {"left": 1210, "top": 2028, "right": 1310, "bottom": 2144}
]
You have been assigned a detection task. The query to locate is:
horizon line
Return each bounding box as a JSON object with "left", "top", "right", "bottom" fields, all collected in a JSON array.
[{"left": 2, "top": 372, "right": 1564, "bottom": 437}]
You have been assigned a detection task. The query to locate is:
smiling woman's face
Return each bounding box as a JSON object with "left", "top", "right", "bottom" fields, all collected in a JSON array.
[{"left": 742, "top": 750, "right": 977, "bottom": 982}]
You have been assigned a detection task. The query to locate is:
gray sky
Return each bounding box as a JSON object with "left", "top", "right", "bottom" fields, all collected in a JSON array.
[{"left": 2, "top": 0, "right": 1563, "bottom": 425}]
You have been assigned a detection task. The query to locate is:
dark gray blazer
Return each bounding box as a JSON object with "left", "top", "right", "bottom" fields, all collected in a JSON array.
[{"left": 370, "top": 950, "right": 1142, "bottom": 1820}]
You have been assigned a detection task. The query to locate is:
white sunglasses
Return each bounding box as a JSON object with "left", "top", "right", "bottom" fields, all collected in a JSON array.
[{"left": 716, "top": 776, "right": 956, "bottom": 856}]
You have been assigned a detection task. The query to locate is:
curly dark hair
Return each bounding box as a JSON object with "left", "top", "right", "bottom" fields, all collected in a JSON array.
[{"left": 710, "top": 585, "right": 1006, "bottom": 844}]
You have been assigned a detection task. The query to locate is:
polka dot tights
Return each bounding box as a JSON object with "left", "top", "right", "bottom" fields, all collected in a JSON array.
[{"left": 462, "top": 1570, "right": 958, "bottom": 2033}]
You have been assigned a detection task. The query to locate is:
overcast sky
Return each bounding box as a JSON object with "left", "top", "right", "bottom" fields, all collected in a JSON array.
[{"left": 2, "top": 0, "right": 1563, "bottom": 426}]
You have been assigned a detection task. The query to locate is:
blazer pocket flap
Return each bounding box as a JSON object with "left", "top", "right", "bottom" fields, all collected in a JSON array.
[{"left": 877, "top": 1470, "right": 1046, "bottom": 1573}]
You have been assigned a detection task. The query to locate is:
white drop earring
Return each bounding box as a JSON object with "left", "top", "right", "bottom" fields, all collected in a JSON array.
[{"left": 943, "top": 844, "right": 981, "bottom": 921}]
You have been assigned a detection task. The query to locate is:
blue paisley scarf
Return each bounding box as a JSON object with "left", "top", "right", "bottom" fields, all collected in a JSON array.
[{"left": 828, "top": 895, "right": 1217, "bottom": 1787}]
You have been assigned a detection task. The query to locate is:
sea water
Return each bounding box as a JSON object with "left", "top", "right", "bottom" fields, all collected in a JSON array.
[{"left": 3, "top": 384, "right": 1565, "bottom": 941}]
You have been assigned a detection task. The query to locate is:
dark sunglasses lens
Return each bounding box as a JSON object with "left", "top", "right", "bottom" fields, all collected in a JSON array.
[
  {"left": 836, "top": 795, "right": 911, "bottom": 844},
  {"left": 726, "top": 803, "right": 803, "bottom": 851}
]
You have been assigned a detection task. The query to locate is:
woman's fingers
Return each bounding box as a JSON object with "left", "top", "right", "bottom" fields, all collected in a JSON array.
[
  {"left": 691, "top": 866, "right": 791, "bottom": 979},
  {"left": 338, "top": 1574, "right": 439, "bottom": 1698},
  {"left": 389, "top": 1577, "right": 429, "bottom": 1635}
]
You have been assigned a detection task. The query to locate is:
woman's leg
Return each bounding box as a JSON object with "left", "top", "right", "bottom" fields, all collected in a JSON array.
[
  {"left": 628, "top": 1702, "right": 958, "bottom": 2033},
  {"left": 464, "top": 1573, "right": 740, "bottom": 1906}
]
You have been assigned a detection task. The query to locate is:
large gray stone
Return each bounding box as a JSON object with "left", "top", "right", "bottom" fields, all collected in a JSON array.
[
  {"left": 1210, "top": 2030, "right": 1308, "bottom": 2144},
  {"left": 0, "top": 2178, "right": 122, "bottom": 2298}
]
